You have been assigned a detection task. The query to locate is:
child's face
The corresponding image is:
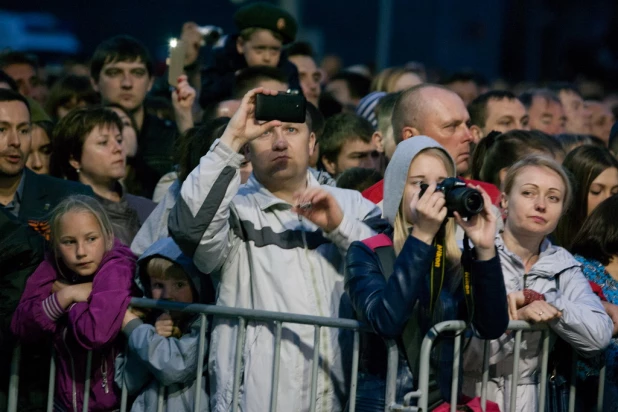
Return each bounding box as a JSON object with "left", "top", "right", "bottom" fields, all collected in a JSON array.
[
  {"left": 236, "top": 29, "right": 282, "bottom": 68},
  {"left": 148, "top": 261, "right": 194, "bottom": 304},
  {"left": 56, "top": 211, "right": 107, "bottom": 277}
]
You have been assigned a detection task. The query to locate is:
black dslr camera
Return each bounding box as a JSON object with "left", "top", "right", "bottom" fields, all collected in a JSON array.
[{"left": 419, "top": 177, "right": 484, "bottom": 218}]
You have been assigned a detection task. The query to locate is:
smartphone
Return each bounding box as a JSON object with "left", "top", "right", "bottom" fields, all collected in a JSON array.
[
  {"left": 255, "top": 92, "right": 306, "bottom": 123},
  {"left": 168, "top": 38, "right": 186, "bottom": 88}
]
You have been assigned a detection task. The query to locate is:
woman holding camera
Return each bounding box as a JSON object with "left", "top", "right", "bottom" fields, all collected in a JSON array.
[
  {"left": 345, "top": 136, "right": 509, "bottom": 410},
  {"left": 462, "top": 155, "right": 612, "bottom": 412}
]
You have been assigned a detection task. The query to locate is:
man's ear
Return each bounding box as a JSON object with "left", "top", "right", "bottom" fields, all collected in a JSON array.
[
  {"left": 372, "top": 131, "right": 384, "bottom": 152},
  {"left": 68, "top": 155, "right": 81, "bottom": 172},
  {"left": 470, "top": 125, "right": 484, "bottom": 144},
  {"left": 321, "top": 155, "right": 337, "bottom": 176},
  {"left": 90, "top": 77, "right": 99, "bottom": 93},
  {"left": 498, "top": 168, "right": 508, "bottom": 187},
  {"left": 500, "top": 192, "right": 508, "bottom": 210},
  {"left": 308, "top": 132, "right": 317, "bottom": 156},
  {"left": 401, "top": 126, "right": 420, "bottom": 141},
  {"left": 236, "top": 37, "right": 245, "bottom": 55}
]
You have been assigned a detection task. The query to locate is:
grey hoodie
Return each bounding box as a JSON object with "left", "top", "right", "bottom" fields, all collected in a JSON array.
[
  {"left": 462, "top": 234, "right": 612, "bottom": 412},
  {"left": 114, "top": 237, "right": 214, "bottom": 412},
  {"left": 383, "top": 136, "right": 455, "bottom": 225}
]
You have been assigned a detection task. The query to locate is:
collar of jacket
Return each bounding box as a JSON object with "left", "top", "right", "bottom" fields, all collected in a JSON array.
[
  {"left": 243, "top": 170, "right": 321, "bottom": 211},
  {"left": 495, "top": 232, "right": 580, "bottom": 277}
]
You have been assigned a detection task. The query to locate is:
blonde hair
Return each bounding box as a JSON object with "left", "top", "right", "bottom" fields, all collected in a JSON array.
[
  {"left": 392, "top": 148, "right": 461, "bottom": 266},
  {"left": 371, "top": 67, "right": 421, "bottom": 93},
  {"left": 146, "top": 257, "right": 187, "bottom": 281},
  {"left": 49, "top": 195, "right": 114, "bottom": 253},
  {"left": 502, "top": 154, "right": 572, "bottom": 211}
]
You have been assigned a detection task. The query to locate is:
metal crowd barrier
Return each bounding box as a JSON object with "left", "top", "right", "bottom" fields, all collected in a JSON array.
[
  {"left": 385, "top": 320, "right": 607, "bottom": 412},
  {"left": 7, "top": 305, "right": 608, "bottom": 412}
]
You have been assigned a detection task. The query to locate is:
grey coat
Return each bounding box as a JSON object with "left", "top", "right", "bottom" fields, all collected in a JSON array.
[{"left": 462, "top": 234, "right": 613, "bottom": 412}]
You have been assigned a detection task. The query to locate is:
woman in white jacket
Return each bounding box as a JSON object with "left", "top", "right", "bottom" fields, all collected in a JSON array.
[{"left": 462, "top": 155, "right": 613, "bottom": 412}]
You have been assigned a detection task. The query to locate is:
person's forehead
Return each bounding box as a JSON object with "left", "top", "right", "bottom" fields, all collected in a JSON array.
[
  {"left": 340, "top": 137, "right": 374, "bottom": 152},
  {"left": 102, "top": 58, "right": 147, "bottom": 70},
  {"left": 423, "top": 88, "right": 468, "bottom": 120},
  {"left": 247, "top": 29, "right": 282, "bottom": 45},
  {"left": 487, "top": 98, "right": 525, "bottom": 116},
  {"left": 3, "top": 63, "right": 35, "bottom": 78},
  {"left": 516, "top": 166, "right": 564, "bottom": 186},
  {"left": 0, "top": 100, "right": 30, "bottom": 122},
  {"left": 289, "top": 55, "right": 317, "bottom": 72}
]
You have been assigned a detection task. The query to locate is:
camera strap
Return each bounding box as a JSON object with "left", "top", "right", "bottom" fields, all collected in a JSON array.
[
  {"left": 461, "top": 234, "right": 475, "bottom": 319},
  {"left": 429, "top": 224, "right": 447, "bottom": 315}
]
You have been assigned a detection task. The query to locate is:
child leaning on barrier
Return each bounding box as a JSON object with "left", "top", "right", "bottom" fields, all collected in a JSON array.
[
  {"left": 115, "top": 237, "right": 215, "bottom": 412},
  {"left": 11, "top": 195, "right": 138, "bottom": 412}
]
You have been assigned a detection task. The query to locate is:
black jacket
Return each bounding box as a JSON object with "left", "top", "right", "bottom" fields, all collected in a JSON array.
[
  {"left": 0, "top": 208, "right": 47, "bottom": 411},
  {"left": 345, "top": 232, "right": 509, "bottom": 400},
  {"left": 19, "top": 168, "right": 94, "bottom": 237},
  {"left": 138, "top": 114, "right": 178, "bottom": 188},
  {"left": 198, "top": 34, "right": 301, "bottom": 109}
]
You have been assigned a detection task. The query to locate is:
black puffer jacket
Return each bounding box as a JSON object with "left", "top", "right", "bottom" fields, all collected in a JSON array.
[
  {"left": 198, "top": 34, "right": 301, "bottom": 108},
  {"left": 344, "top": 230, "right": 509, "bottom": 401}
]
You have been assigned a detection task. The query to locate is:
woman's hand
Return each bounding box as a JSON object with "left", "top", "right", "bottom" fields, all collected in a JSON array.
[
  {"left": 454, "top": 184, "right": 496, "bottom": 260},
  {"left": 409, "top": 183, "right": 447, "bottom": 245},
  {"left": 70, "top": 283, "right": 93, "bottom": 303},
  {"left": 293, "top": 187, "right": 343, "bottom": 233},
  {"left": 514, "top": 300, "right": 561, "bottom": 323},
  {"left": 220, "top": 88, "right": 282, "bottom": 152},
  {"left": 507, "top": 291, "right": 526, "bottom": 320},
  {"left": 601, "top": 301, "right": 618, "bottom": 337},
  {"left": 51, "top": 280, "right": 71, "bottom": 294}
]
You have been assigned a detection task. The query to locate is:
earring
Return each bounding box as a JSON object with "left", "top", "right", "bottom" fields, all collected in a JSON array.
[{"left": 76, "top": 168, "right": 81, "bottom": 174}]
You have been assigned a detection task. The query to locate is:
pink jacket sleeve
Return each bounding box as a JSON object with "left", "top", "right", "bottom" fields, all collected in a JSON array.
[
  {"left": 68, "top": 255, "right": 135, "bottom": 350},
  {"left": 11, "top": 260, "right": 61, "bottom": 343}
]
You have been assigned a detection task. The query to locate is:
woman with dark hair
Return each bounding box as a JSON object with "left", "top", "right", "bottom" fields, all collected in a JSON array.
[
  {"left": 470, "top": 130, "right": 563, "bottom": 188},
  {"left": 45, "top": 74, "right": 99, "bottom": 120},
  {"left": 25, "top": 98, "right": 54, "bottom": 175},
  {"left": 130, "top": 118, "right": 230, "bottom": 256},
  {"left": 104, "top": 103, "right": 159, "bottom": 198},
  {"left": 50, "top": 106, "right": 155, "bottom": 245},
  {"left": 555, "top": 145, "right": 618, "bottom": 248},
  {"left": 571, "top": 195, "right": 618, "bottom": 409}
]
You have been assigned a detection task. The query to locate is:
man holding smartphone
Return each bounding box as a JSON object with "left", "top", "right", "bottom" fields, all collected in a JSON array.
[{"left": 169, "top": 88, "right": 383, "bottom": 412}]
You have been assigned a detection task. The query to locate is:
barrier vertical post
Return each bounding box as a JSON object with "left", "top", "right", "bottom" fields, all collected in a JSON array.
[
  {"left": 231, "top": 317, "right": 247, "bottom": 412},
  {"left": 82, "top": 351, "right": 93, "bottom": 412},
  {"left": 309, "top": 325, "right": 322, "bottom": 412},
  {"left": 193, "top": 314, "right": 207, "bottom": 411},
  {"left": 481, "top": 340, "right": 490, "bottom": 411},
  {"left": 349, "top": 330, "right": 360, "bottom": 412},
  {"left": 46, "top": 348, "right": 56, "bottom": 412},
  {"left": 449, "top": 334, "right": 462, "bottom": 412},
  {"left": 538, "top": 330, "right": 550, "bottom": 412},
  {"left": 384, "top": 339, "right": 399, "bottom": 411},
  {"left": 269, "top": 321, "right": 283, "bottom": 412},
  {"left": 509, "top": 331, "right": 523, "bottom": 412},
  {"left": 7, "top": 344, "right": 20, "bottom": 412}
]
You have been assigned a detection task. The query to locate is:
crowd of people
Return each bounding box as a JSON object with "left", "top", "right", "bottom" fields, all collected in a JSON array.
[{"left": 2, "top": 2, "right": 618, "bottom": 411}]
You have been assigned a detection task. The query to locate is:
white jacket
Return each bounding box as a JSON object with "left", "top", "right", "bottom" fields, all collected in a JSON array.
[
  {"left": 168, "top": 139, "right": 382, "bottom": 412},
  {"left": 462, "top": 234, "right": 612, "bottom": 412}
]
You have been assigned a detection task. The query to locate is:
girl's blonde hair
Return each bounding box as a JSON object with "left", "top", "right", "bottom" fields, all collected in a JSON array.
[
  {"left": 392, "top": 149, "right": 462, "bottom": 266},
  {"left": 371, "top": 67, "right": 421, "bottom": 93},
  {"left": 49, "top": 194, "right": 115, "bottom": 253}
]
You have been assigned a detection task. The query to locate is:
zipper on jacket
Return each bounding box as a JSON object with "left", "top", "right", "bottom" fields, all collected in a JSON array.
[{"left": 62, "top": 328, "right": 79, "bottom": 412}]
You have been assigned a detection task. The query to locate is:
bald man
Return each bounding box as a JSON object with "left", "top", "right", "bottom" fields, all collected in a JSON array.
[{"left": 363, "top": 84, "right": 501, "bottom": 204}]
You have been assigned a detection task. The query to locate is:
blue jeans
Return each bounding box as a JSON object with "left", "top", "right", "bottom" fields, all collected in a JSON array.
[{"left": 352, "top": 355, "right": 415, "bottom": 412}]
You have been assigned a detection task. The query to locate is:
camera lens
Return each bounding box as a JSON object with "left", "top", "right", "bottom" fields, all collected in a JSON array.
[{"left": 463, "top": 191, "right": 484, "bottom": 215}]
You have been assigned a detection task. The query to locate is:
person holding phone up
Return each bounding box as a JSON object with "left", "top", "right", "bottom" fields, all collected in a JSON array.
[{"left": 168, "top": 88, "right": 383, "bottom": 412}]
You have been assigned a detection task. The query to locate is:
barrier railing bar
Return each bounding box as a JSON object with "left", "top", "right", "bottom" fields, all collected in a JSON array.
[
  {"left": 449, "top": 334, "right": 462, "bottom": 412},
  {"left": 193, "top": 314, "right": 207, "bottom": 412},
  {"left": 349, "top": 330, "right": 360, "bottom": 412},
  {"left": 481, "top": 339, "right": 490, "bottom": 411},
  {"left": 129, "top": 298, "right": 364, "bottom": 330},
  {"left": 568, "top": 348, "right": 577, "bottom": 412},
  {"left": 509, "top": 330, "right": 522, "bottom": 412},
  {"left": 120, "top": 342, "right": 129, "bottom": 412},
  {"left": 46, "top": 348, "right": 56, "bottom": 412},
  {"left": 231, "top": 317, "right": 247, "bottom": 412},
  {"left": 269, "top": 321, "right": 283, "bottom": 412},
  {"left": 385, "top": 339, "right": 399, "bottom": 411},
  {"left": 538, "top": 329, "right": 550, "bottom": 412},
  {"left": 7, "top": 343, "right": 20, "bottom": 412},
  {"left": 82, "top": 350, "right": 93, "bottom": 412},
  {"left": 157, "top": 384, "right": 165, "bottom": 412},
  {"left": 309, "top": 325, "right": 321, "bottom": 412},
  {"left": 598, "top": 363, "right": 606, "bottom": 412}
]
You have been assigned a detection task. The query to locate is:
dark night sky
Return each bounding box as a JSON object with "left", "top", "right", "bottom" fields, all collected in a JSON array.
[{"left": 2, "top": 0, "right": 618, "bottom": 85}]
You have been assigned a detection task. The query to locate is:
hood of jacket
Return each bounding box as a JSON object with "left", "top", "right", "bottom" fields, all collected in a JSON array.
[
  {"left": 383, "top": 136, "right": 455, "bottom": 226},
  {"left": 137, "top": 237, "right": 213, "bottom": 303}
]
